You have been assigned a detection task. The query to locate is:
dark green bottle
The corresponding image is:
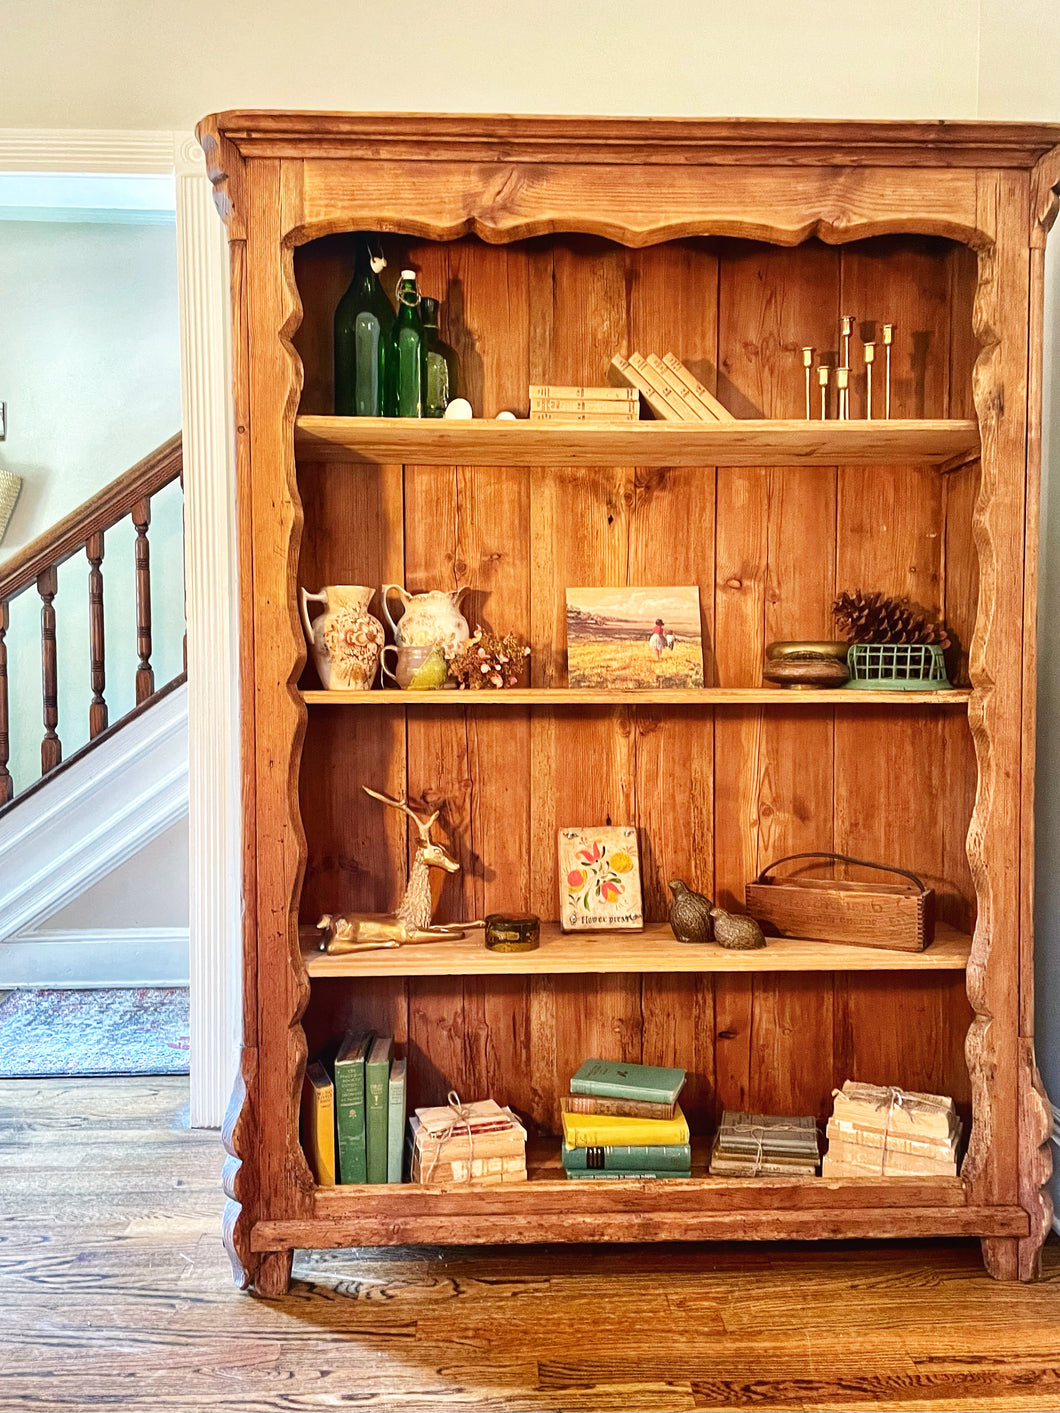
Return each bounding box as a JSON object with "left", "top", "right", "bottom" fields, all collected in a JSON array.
[
  {"left": 421, "top": 296, "right": 458, "bottom": 418},
  {"left": 333, "top": 236, "right": 393, "bottom": 417},
  {"left": 388, "top": 269, "right": 426, "bottom": 418}
]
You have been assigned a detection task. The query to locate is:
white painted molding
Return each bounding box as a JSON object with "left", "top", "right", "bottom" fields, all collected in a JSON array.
[
  {"left": 0, "top": 129, "right": 174, "bottom": 173},
  {"left": 0, "top": 928, "right": 189, "bottom": 989},
  {"left": 174, "top": 132, "right": 243, "bottom": 1130},
  {"left": 0, "top": 683, "right": 188, "bottom": 940}
]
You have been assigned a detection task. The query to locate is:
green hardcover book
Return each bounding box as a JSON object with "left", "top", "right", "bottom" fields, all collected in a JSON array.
[
  {"left": 562, "top": 1141, "right": 692, "bottom": 1173},
  {"left": 570, "top": 1059, "right": 686, "bottom": 1106},
  {"left": 565, "top": 1169, "right": 692, "bottom": 1180},
  {"left": 334, "top": 1030, "right": 373, "bottom": 1184},
  {"left": 387, "top": 1057, "right": 407, "bottom": 1183},
  {"left": 365, "top": 1034, "right": 394, "bottom": 1184}
]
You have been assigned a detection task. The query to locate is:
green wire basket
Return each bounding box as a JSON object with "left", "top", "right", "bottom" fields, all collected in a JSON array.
[{"left": 844, "top": 642, "right": 951, "bottom": 691}]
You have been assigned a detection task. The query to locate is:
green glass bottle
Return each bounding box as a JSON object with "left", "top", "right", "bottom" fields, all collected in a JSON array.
[
  {"left": 333, "top": 236, "right": 393, "bottom": 417},
  {"left": 388, "top": 269, "right": 426, "bottom": 418},
  {"left": 421, "top": 296, "right": 458, "bottom": 418}
]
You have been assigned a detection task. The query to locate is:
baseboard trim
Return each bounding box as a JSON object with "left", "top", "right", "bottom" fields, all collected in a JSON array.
[{"left": 0, "top": 928, "right": 189, "bottom": 989}]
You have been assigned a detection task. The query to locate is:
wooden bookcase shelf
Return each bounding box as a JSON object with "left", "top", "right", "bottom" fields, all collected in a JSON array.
[
  {"left": 200, "top": 109, "right": 1060, "bottom": 1294},
  {"left": 301, "top": 920, "right": 972, "bottom": 979},
  {"left": 303, "top": 686, "right": 973, "bottom": 707},
  {"left": 295, "top": 414, "right": 980, "bottom": 468}
]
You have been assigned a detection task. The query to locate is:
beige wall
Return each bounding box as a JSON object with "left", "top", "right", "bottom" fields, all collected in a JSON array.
[{"left": 1, "top": 3, "right": 1057, "bottom": 1089}]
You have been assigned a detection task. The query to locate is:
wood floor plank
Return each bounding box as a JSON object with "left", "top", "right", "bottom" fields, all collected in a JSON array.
[{"left": 0, "top": 1077, "right": 1058, "bottom": 1413}]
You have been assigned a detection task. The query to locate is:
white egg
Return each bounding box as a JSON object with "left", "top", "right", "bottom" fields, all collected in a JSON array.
[
  {"left": 495, "top": 410, "right": 518, "bottom": 420},
  {"left": 443, "top": 398, "right": 474, "bottom": 420}
]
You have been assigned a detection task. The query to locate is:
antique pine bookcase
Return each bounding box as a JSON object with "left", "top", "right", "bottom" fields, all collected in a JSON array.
[{"left": 197, "top": 112, "right": 1060, "bottom": 1295}]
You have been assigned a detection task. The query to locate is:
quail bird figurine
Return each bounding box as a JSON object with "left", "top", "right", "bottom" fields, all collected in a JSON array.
[
  {"left": 710, "top": 906, "right": 767, "bottom": 950},
  {"left": 668, "top": 879, "right": 715, "bottom": 944}
]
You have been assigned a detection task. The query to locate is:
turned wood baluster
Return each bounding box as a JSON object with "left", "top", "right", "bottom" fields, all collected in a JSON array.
[
  {"left": 133, "top": 497, "right": 154, "bottom": 704},
  {"left": 38, "top": 564, "right": 61, "bottom": 773},
  {"left": 87, "top": 531, "right": 108, "bottom": 737},
  {"left": 0, "top": 600, "right": 11, "bottom": 804}
]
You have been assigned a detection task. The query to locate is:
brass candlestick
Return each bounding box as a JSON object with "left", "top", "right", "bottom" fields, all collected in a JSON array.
[
  {"left": 840, "top": 314, "right": 855, "bottom": 385},
  {"left": 817, "top": 363, "right": 831, "bottom": 419},
  {"left": 883, "top": 324, "right": 895, "bottom": 419},
  {"left": 802, "top": 346, "right": 814, "bottom": 420},
  {"left": 836, "top": 366, "right": 850, "bottom": 421},
  {"left": 863, "top": 341, "right": 876, "bottom": 419}
]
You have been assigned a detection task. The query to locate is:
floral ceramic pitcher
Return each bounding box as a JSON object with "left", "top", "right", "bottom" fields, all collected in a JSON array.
[
  {"left": 381, "top": 584, "right": 470, "bottom": 652},
  {"left": 300, "top": 585, "right": 385, "bottom": 691}
]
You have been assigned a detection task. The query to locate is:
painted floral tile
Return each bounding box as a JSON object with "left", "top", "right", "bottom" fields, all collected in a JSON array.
[{"left": 557, "top": 826, "right": 643, "bottom": 931}]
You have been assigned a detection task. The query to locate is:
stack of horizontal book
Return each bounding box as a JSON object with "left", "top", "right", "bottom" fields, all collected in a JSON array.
[
  {"left": 408, "top": 1097, "right": 528, "bottom": 1185},
  {"left": 708, "top": 1111, "right": 820, "bottom": 1176},
  {"left": 529, "top": 384, "right": 639, "bottom": 423},
  {"left": 610, "top": 352, "right": 735, "bottom": 422},
  {"left": 300, "top": 1030, "right": 406, "bottom": 1186},
  {"left": 560, "top": 1059, "right": 690, "bottom": 1179},
  {"left": 822, "top": 1081, "right": 960, "bottom": 1177}
]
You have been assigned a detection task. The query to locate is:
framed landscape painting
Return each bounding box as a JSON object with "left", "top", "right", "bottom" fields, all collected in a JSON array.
[{"left": 565, "top": 586, "right": 704, "bottom": 689}]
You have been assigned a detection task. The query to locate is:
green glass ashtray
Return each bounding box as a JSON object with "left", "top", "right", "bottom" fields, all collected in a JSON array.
[{"left": 484, "top": 913, "right": 541, "bottom": 952}]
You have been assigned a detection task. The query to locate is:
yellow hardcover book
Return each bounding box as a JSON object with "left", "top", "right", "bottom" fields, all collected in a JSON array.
[
  {"left": 301, "top": 1060, "right": 337, "bottom": 1186},
  {"left": 561, "top": 1104, "right": 690, "bottom": 1148}
]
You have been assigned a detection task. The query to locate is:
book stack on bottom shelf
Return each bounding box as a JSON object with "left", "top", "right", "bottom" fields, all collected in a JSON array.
[
  {"left": 822, "top": 1080, "right": 961, "bottom": 1176},
  {"left": 560, "top": 1060, "right": 690, "bottom": 1179},
  {"left": 408, "top": 1097, "right": 528, "bottom": 1185},
  {"left": 708, "top": 1111, "right": 820, "bottom": 1176},
  {"left": 300, "top": 1031, "right": 406, "bottom": 1186}
]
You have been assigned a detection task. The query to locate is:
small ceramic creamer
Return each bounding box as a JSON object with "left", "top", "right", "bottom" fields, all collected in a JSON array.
[
  {"left": 300, "top": 585, "right": 385, "bottom": 691},
  {"left": 382, "top": 584, "right": 470, "bottom": 653}
]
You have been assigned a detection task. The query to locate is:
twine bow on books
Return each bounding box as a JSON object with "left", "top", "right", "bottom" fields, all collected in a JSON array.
[
  {"left": 423, "top": 1090, "right": 476, "bottom": 1184},
  {"left": 831, "top": 1083, "right": 950, "bottom": 1175},
  {"left": 724, "top": 1118, "right": 821, "bottom": 1176}
]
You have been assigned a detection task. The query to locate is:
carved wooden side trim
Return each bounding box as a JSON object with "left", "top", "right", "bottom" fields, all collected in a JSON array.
[
  {"left": 963, "top": 169, "right": 1049, "bottom": 1280},
  {"left": 221, "top": 1049, "right": 257, "bottom": 1288},
  {"left": 294, "top": 159, "right": 985, "bottom": 251}
]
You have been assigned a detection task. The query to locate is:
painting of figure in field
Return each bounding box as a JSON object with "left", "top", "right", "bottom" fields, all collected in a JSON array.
[{"left": 565, "top": 586, "right": 704, "bottom": 689}]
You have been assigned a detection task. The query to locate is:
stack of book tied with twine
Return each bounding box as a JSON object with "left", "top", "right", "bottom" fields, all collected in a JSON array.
[
  {"left": 708, "top": 1111, "right": 820, "bottom": 1176},
  {"left": 408, "top": 1093, "right": 527, "bottom": 1185},
  {"left": 822, "top": 1081, "right": 960, "bottom": 1176},
  {"left": 560, "top": 1060, "right": 690, "bottom": 1178}
]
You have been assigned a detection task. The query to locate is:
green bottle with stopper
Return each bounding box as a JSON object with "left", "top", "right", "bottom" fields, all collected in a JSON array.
[
  {"left": 333, "top": 235, "right": 393, "bottom": 417},
  {"left": 388, "top": 269, "right": 427, "bottom": 417}
]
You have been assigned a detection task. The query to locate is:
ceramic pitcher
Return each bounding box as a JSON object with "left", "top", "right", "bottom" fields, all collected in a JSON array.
[
  {"left": 300, "top": 585, "right": 385, "bottom": 691},
  {"left": 381, "top": 584, "right": 470, "bottom": 653}
]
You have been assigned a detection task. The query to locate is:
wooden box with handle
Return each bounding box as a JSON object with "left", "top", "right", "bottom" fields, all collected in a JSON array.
[{"left": 745, "top": 852, "right": 935, "bottom": 952}]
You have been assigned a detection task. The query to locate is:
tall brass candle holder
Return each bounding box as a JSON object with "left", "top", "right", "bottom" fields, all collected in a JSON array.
[
  {"left": 802, "top": 346, "right": 814, "bottom": 419},
  {"left": 863, "top": 341, "right": 876, "bottom": 419},
  {"left": 817, "top": 363, "right": 831, "bottom": 419},
  {"left": 883, "top": 323, "right": 895, "bottom": 418},
  {"left": 836, "top": 366, "right": 850, "bottom": 421}
]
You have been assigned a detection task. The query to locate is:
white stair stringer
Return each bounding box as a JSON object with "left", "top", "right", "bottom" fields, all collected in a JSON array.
[{"left": 0, "top": 682, "right": 188, "bottom": 945}]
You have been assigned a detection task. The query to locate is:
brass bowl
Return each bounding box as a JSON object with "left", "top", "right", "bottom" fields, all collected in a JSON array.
[{"left": 765, "top": 640, "right": 849, "bottom": 663}]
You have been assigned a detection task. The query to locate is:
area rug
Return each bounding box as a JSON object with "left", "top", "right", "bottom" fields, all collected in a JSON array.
[{"left": 0, "top": 988, "right": 190, "bottom": 1077}]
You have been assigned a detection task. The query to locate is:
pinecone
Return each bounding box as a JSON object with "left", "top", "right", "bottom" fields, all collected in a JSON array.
[{"left": 832, "top": 590, "right": 950, "bottom": 650}]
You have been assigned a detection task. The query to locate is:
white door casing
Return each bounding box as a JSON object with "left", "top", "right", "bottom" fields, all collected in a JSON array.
[{"left": 0, "top": 128, "right": 241, "bottom": 1127}]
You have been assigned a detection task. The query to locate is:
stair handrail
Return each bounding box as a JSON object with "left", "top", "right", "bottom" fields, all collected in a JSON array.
[
  {"left": 0, "top": 432, "right": 184, "bottom": 808},
  {"left": 0, "top": 432, "right": 182, "bottom": 601}
]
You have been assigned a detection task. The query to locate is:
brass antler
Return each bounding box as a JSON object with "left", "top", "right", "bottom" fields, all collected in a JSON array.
[{"left": 362, "top": 785, "right": 439, "bottom": 842}]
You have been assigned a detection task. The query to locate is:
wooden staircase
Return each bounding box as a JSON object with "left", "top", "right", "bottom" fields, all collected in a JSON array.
[{"left": 0, "top": 433, "right": 184, "bottom": 810}]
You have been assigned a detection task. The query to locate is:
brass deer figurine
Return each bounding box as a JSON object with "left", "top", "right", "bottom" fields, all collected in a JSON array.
[{"left": 317, "top": 787, "right": 480, "bottom": 953}]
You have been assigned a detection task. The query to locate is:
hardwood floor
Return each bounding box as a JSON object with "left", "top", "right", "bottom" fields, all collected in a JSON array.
[{"left": 1, "top": 1076, "right": 1058, "bottom": 1412}]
